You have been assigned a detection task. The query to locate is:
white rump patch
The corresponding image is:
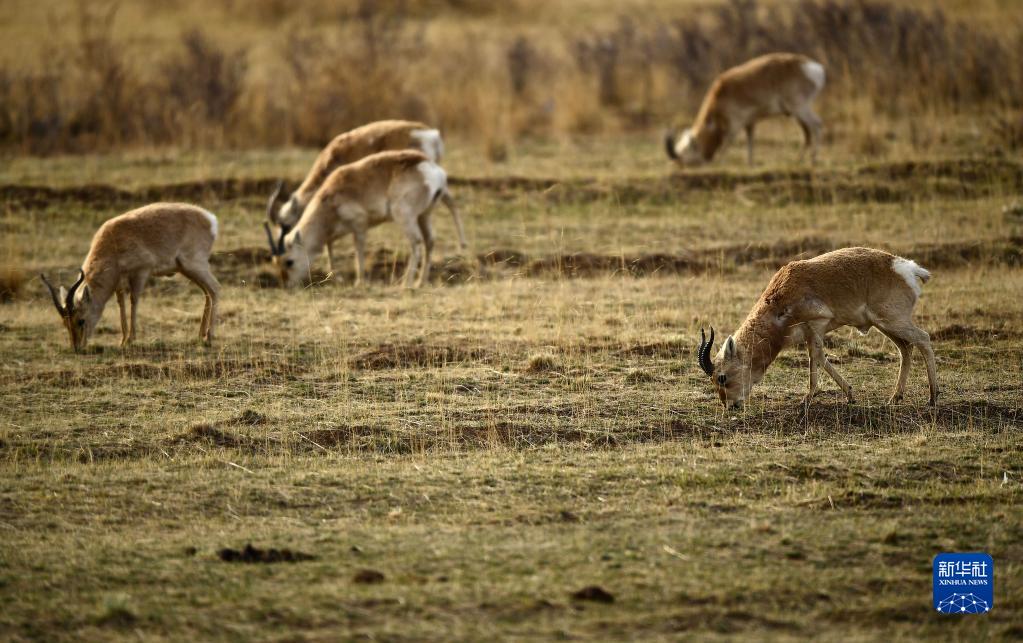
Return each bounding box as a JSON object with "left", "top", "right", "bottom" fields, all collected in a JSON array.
[
  {"left": 417, "top": 161, "right": 447, "bottom": 199},
  {"left": 801, "top": 60, "right": 826, "bottom": 90},
  {"left": 891, "top": 257, "right": 930, "bottom": 297},
  {"left": 411, "top": 129, "right": 444, "bottom": 162},
  {"left": 679, "top": 128, "right": 693, "bottom": 149},
  {"left": 199, "top": 208, "right": 218, "bottom": 240}
]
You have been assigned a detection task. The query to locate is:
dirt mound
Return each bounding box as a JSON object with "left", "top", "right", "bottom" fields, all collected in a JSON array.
[
  {"left": 0, "top": 178, "right": 285, "bottom": 209},
  {"left": 351, "top": 341, "right": 488, "bottom": 369},
  {"left": 218, "top": 543, "right": 315, "bottom": 563},
  {"left": 173, "top": 411, "right": 277, "bottom": 450},
  {"left": 352, "top": 569, "right": 386, "bottom": 583},
  {"left": 212, "top": 236, "right": 1023, "bottom": 288},
  {"left": 771, "top": 399, "right": 1022, "bottom": 433},
  {"left": 299, "top": 425, "right": 379, "bottom": 448},
  {"left": 174, "top": 420, "right": 275, "bottom": 447},
  {"left": 905, "top": 237, "right": 1023, "bottom": 269},
  {"left": 4, "top": 158, "right": 1021, "bottom": 208},
  {"left": 931, "top": 324, "right": 1022, "bottom": 341},
  {"left": 571, "top": 586, "right": 615, "bottom": 603}
]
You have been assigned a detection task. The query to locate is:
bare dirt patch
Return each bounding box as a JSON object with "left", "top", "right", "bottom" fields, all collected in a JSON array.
[
  {"left": 780, "top": 400, "right": 1023, "bottom": 433},
  {"left": 173, "top": 412, "right": 277, "bottom": 451},
  {"left": 218, "top": 543, "right": 315, "bottom": 563},
  {"left": 353, "top": 569, "right": 386, "bottom": 584},
  {"left": 211, "top": 236, "right": 1023, "bottom": 289},
  {"left": 571, "top": 585, "right": 615, "bottom": 603},
  {"left": 9, "top": 359, "right": 306, "bottom": 388},
  {"left": 931, "top": 324, "right": 1022, "bottom": 341},
  {"left": 5, "top": 158, "right": 1021, "bottom": 210},
  {"left": 351, "top": 341, "right": 489, "bottom": 370}
]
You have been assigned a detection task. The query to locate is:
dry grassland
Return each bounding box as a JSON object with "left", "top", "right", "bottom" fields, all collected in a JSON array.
[{"left": 1, "top": 136, "right": 1021, "bottom": 639}]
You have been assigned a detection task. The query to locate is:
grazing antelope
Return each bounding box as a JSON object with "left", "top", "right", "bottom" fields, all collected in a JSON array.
[
  {"left": 40, "top": 203, "right": 221, "bottom": 352},
  {"left": 264, "top": 150, "right": 461, "bottom": 289},
  {"left": 665, "top": 52, "right": 825, "bottom": 166},
  {"left": 266, "top": 120, "right": 461, "bottom": 269},
  {"left": 696, "top": 247, "right": 938, "bottom": 409}
]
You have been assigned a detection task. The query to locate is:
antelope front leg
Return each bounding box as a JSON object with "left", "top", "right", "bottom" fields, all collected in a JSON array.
[
  {"left": 803, "top": 338, "right": 819, "bottom": 404},
  {"left": 415, "top": 214, "right": 434, "bottom": 288},
  {"left": 127, "top": 270, "right": 150, "bottom": 345},
  {"left": 745, "top": 123, "right": 756, "bottom": 166},
  {"left": 325, "top": 240, "right": 336, "bottom": 275},
  {"left": 398, "top": 214, "right": 425, "bottom": 289},
  {"left": 116, "top": 289, "right": 129, "bottom": 346},
  {"left": 352, "top": 230, "right": 367, "bottom": 287}
]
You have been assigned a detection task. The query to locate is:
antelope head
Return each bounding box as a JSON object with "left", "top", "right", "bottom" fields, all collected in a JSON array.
[
  {"left": 697, "top": 327, "right": 752, "bottom": 410},
  {"left": 40, "top": 270, "right": 94, "bottom": 352},
  {"left": 264, "top": 222, "right": 307, "bottom": 288}
]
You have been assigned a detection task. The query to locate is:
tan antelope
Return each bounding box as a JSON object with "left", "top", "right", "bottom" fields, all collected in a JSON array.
[
  {"left": 266, "top": 120, "right": 462, "bottom": 269},
  {"left": 696, "top": 247, "right": 938, "bottom": 409},
  {"left": 264, "top": 150, "right": 461, "bottom": 289},
  {"left": 40, "top": 203, "right": 221, "bottom": 351},
  {"left": 666, "top": 52, "right": 825, "bottom": 166}
]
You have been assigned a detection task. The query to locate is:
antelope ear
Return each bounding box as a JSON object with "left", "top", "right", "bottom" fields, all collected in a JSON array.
[
  {"left": 79, "top": 284, "right": 92, "bottom": 304},
  {"left": 724, "top": 336, "right": 737, "bottom": 359},
  {"left": 59, "top": 286, "right": 68, "bottom": 302},
  {"left": 292, "top": 231, "right": 302, "bottom": 248}
]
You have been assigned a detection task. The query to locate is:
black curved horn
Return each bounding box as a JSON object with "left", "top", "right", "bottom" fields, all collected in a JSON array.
[
  {"left": 664, "top": 130, "right": 679, "bottom": 161},
  {"left": 264, "top": 222, "right": 280, "bottom": 256},
  {"left": 40, "top": 274, "right": 65, "bottom": 315},
  {"left": 65, "top": 270, "right": 85, "bottom": 312},
  {"left": 697, "top": 327, "right": 715, "bottom": 377},
  {"left": 279, "top": 222, "right": 291, "bottom": 253},
  {"left": 266, "top": 180, "right": 284, "bottom": 224}
]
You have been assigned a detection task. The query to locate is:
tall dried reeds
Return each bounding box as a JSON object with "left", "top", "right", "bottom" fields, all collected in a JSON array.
[{"left": 0, "top": 0, "right": 1019, "bottom": 154}]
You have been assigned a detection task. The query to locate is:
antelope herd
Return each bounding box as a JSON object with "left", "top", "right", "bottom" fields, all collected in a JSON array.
[{"left": 38, "top": 52, "right": 942, "bottom": 408}]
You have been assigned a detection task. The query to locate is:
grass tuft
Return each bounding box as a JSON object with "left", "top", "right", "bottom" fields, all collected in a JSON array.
[
  {"left": 0, "top": 266, "right": 27, "bottom": 303},
  {"left": 525, "top": 352, "right": 561, "bottom": 373}
]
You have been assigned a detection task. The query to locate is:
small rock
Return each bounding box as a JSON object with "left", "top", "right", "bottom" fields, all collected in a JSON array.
[
  {"left": 218, "top": 543, "right": 314, "bottom": 563},
  {"left": 571, "top": 585, "right": 614, "bottom": 603}
]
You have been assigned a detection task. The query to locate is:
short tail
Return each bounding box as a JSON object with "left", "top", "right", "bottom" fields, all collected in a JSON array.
[
  {"left": 892, "top": 257, "right": 930, "bottom": 297},
  {"left": 664, "top": 131, "right": 678, "bottom": 161},
  {"left": 441, "top": 191, "right": 467, "bottom": 250}
]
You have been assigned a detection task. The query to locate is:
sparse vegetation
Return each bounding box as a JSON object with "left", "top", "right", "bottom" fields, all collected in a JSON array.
[
  {"left": 1, "top": 0, "right": 1022, "bottom": 640},
  {"left": 2, "top": 144, "right": 1021, "bottom": 639},
  {"left": 0, "top": 0, "right": 1021, "bottom": 153}
]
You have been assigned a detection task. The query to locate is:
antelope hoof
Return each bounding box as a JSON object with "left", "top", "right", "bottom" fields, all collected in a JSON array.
[{"left": 887, "top": 394, "right": 903, "bottom": 405}]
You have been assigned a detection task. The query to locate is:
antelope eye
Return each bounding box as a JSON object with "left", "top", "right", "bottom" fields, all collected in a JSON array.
[
  {"left": 717, "top": 374, "right": 727, "bottom": 386},
  {"left": 285, "top": 259, "right": 294, "bottom": 268},
  {"left": 77, "top": 320, "right": 85, "bottom": 328}
]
